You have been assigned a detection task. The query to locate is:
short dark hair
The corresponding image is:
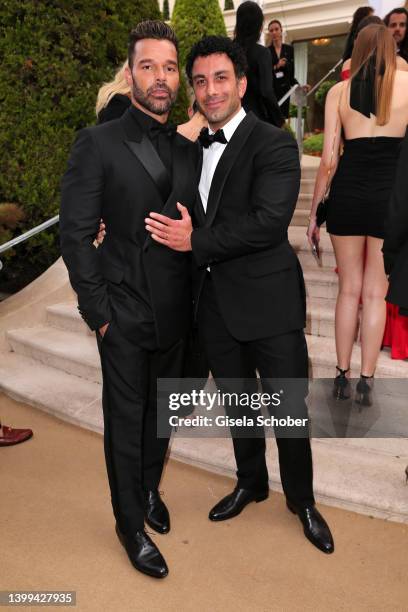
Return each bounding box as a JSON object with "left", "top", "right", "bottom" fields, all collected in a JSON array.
[
  {"left": 384, "top": 7, "right": 408, "bottom": 26},
  {"left": 185, "top": 36, "right": 248, "bottom": 85},
  {"left": 356, "top": 15, "right": 383, "bottom": 36},
  {"left": 234, "top": 1, "right": 264, "bottom": 48},
  {"left": 268, "top": 19, "right": 282, "bottom": 31},
  {"left": 127, "top": 20, "right": 178, "bottom": 69}
]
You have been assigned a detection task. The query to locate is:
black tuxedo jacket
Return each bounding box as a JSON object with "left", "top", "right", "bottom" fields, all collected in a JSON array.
[
  {"left": 191, "top": 111, "right": 305, "bottom": 341},
  {"left": 383, "top": 130, "right": 408, "bottom": 313},
  {"left": 60, "top": 108, "right": 199, "bottom": 349}
]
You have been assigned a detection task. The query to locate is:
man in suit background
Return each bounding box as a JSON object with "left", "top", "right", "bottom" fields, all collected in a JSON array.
[
  {"left": 60, "top": 21, "right": 198, "bottom": 579},
  {"left": 383, "top": 130, "right": 408, "bottom": 315},
  {"left": 145, "top": 36, "right": 334, "bottom": 554}
]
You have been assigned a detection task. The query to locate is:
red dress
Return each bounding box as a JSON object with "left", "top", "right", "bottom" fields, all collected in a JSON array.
[{"left": 333, "top": 67, "right": 408, "bottom": 359}]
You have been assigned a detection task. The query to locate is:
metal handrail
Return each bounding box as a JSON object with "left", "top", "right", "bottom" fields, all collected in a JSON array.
[
  {"left": 0, "top": 214, "right": 59, "bottom": 271},
  {"left": 285, "top": 57, "right": 343, "bottom": 156}
]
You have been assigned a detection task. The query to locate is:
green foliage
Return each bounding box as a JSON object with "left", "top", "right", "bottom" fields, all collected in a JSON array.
[
  {"left": 303, "top": 132, "right": 324, "bottom": 155},
  {"left": 0, "top": 0, "right": 160, "bottom": 291},
  {"left": 0, "top": 204, "right": 25, "bottom": 263},
  {"left": 162, "top": 0, "right": 170, "bottom": 20},
  {"left": 289, "top": 103, "right": 307, "bottom": 119},
  {"left": 315, "top": 80, "right": 337, "bottom": 106},
  {"left": 171, "top": 0, "right": 227, "bottom": 121},
  {"left": 282, "top": 122, "right": 296, "bottom": 140},
  {"left": 169, "top": 74, "right": 190, "bottom": 124},
  {"left": 224, "top": 0, "right": 234, "bottom": 9},
  {"left": 172, "top": 0, "right": 227, "bottom": 68}
]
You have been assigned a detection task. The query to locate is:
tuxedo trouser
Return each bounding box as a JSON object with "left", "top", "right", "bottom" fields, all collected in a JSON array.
[
  {"left": 96, "top": 321, "right": 184, "bottom": 534},
  {"left": 197, "top": 276, "right": 315, "bottom": 507}
]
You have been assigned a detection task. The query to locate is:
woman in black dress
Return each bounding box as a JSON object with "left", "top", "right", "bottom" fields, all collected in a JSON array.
[
  {"left": 267, "top": 19, "right": 299, "bottom": 119},
  {"left": 307, "top": 24, "right": 408, "bottom": 404},
  {"left": 234, "top": 1, "right": 284, "bottom": 127}
]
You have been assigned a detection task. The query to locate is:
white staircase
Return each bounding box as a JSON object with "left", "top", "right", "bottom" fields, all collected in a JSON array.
[{"left": 1, "top": 155, "right": 407, "bottom": 523}]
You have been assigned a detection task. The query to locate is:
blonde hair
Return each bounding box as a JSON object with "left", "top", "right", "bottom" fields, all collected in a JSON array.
[
  {"left": 95, "top": 60, "right": 130, "bottom": 116},
  {"left": 350, "top": 24, "right": 396, "bottom": 125}
]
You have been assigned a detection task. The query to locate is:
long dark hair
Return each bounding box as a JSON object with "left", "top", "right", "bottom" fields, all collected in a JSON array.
[
  {"left": 234, "top": 0, "right": 264, "bottom": 49},
  {"left": 343, "top": 6, "right": 374, "bottom": 61}
]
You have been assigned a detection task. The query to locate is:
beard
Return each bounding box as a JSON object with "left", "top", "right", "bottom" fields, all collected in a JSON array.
[
  {"left": 199, "top": 95, "right": 240, "bottom": 126},
  {"left": 131, "top": 76, "right": 178, "bottom": 115}
]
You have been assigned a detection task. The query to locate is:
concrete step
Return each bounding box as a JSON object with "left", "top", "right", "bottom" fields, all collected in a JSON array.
[
  {"left": 0, "top": 353, "right": 102, "bottom": 432},
  {"left": 46, "top": 302, "right": 91, "bottom": 336},
  {"left": 0, "top": 350, "right": 406, "bottom": 523},
  {"left": 300, "top": 178, "right": 315, "bottom": 195},
  {"left": 292, "top": 209, "right": 309, "bottom": 227},
  {"left": 300, "top": 156, "right": 319, "bottom": 181},
  {"left": 303, "top": 267, "right": 338, "bottom": 300},
  {"left": 289, "top": 226, "right": 336, "bottom": 268},
  {"left": 6, "top": 326, "right": 101, "bottom": 384},
  {"left": 296, "top": 192, "right": 312, "bottom": 211},
  {"left": 170, "top": 435, "right": 408, "bottom": 524},
  {"left": 306, "top": 297, "right": 337, "bottom": 338},
  {"left": 306, "top": 334, "right": 408, "bottom": 378}
]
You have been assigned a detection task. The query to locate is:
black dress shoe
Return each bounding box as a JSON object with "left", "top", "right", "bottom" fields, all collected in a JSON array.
[
  {"left": 115, "top": 524, "right": 169, "bottom": 578},
  {"left": 144, "top": 490, "right": 170, "bottom": 534},
  {"left": 209, "top": 487, "right": 269, "bottom": 521},
  {"left": 287, "top": 501, "right": 334, "bottom": 554}
]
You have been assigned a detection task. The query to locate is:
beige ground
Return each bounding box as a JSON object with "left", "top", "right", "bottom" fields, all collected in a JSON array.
[{"left": 1, "top": 393, "right": 408, "bottom": 612}]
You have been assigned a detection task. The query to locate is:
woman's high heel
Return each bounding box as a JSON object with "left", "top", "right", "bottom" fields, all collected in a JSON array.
[
  {"left": 355, "top": 374, "right": 374, "bottom": 407},
  {"left": 333, "top": 366, "right": 351, "bottom": 400}
]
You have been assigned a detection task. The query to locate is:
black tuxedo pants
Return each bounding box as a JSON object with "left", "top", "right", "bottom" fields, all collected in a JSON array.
[
  {"left": 197, "top": 275, "right": 315, "bottom": 508},
  {"left": 96, "top": 321, "right": 184, "bottom": 534}
]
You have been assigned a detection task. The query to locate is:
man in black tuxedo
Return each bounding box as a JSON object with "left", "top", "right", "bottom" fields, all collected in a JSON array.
[
  {"left": 60, "top": 21, "right": 198, "bottom": 579},
  {"left": 383, "top": 130, "right": 408, "bottom": 315},
  {"left": 145, "top": 36, "right": 334, "bottom": 554}
]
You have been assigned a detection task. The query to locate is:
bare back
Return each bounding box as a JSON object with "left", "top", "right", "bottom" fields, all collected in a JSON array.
[{"left": 339, "top": 71, "right": 408, "bottom": 139}]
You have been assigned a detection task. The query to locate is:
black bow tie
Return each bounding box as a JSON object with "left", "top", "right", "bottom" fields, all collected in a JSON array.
[
  {"left": 198, "top": 127, "right": 228, "bottom": 148},
  {"left": 149, "top": 123, "right": 177, "bottom": 139}
]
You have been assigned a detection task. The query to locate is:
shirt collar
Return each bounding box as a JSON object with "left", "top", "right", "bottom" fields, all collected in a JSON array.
[
  {"left": 129, "top": 104, "right": 168, "bottom": 135},
  {"left": 209, "top": 107, "right": 246, "bottom": 142}
]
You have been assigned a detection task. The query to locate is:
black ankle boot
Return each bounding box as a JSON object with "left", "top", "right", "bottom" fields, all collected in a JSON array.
[
  {"left": 355, "top": 374, "right": 373, "bottom": 407},
  {"left": 333, "top": 366, "right": 351, "bottom": 400}
]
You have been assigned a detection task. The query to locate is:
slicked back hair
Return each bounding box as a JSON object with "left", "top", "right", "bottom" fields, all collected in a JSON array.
[{"left": 128, "top": 20, "right": 178, "bottom": 69}]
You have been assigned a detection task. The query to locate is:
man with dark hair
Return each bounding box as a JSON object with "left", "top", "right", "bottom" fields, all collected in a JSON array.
[
  {"left": 60, "top": 20, "right": 199, "bottom": 578},
  {"left": 146, "top": 36, "right": 334, "bottom": 554},
  {"left": 384, "top": 7, "right": 408, "bottom": 62}
]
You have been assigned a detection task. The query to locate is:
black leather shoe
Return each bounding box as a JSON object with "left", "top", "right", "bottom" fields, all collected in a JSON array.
[
  {"left": 287, "top": 501, "right": 334, "bottom": 554},
  {"left": 115, "top": 524, "right": 169, "bottom": 578},
  {"left": 144, "top": 490, "right": 170, "bottom": 534},
  {"left": 209, "top": 487, "right": 269, "bottom": 521}
]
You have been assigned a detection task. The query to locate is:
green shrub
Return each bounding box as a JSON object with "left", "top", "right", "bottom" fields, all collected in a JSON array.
[
  {"left": 303, "top": 133, "right": 324, "bottom": 155},
  {"left": 0, "top": 0, "right": 160, "bottom": 292},
  {"left": 224, "top": 0, "right": 234, "bottom": 9},
  {"left": 315, "top": 80, "right": 337, "bottom": 106},
  {"left": 289, "top": 103, "right": 307, "bottom": 119},
  {"left": 172, "top": 0, "right": 227, "bottom": 69},
  {"left": 162, "top": 0, "right": 170, "bottom": 20},
  {"left": 171, "top": 0, "right": 227, "bottom": 123}
]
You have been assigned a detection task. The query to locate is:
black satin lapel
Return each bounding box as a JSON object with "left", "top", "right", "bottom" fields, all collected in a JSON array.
[
  {"left": 125, "top": 137, "right": 172, "bottom": 205},
  {"left": 143, "top": 136, "right": 186, "bottom": 250},
  {"left": 194, "top": 193, "right": 206, "bottom": 227},
  {"left": 205, "top": 113, "right": 257, "bottom": 227}
]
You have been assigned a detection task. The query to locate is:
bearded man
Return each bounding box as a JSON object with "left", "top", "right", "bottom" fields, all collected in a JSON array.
[{"left": 60, "top": 21, "right": 199, "bottom": 579}]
